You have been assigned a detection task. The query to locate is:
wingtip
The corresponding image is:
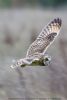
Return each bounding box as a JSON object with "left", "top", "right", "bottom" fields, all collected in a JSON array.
[{"left": 54, "top": 18, "right": 62, "bottom": 26}]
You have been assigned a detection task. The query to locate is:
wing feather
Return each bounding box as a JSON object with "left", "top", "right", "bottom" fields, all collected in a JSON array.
[{"left": 26, "top": 18, "right": 62, "bottom": 57}]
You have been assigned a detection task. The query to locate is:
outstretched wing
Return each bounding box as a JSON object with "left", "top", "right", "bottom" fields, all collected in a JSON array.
[{"left": 26, "top": 18, "right": 62, "bottom": 58}]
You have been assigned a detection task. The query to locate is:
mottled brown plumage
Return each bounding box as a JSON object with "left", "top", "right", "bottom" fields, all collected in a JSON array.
[
  {"left": 26, "top": 18, "right": 62, "bottom": 58},
  {"left": 11, "top": 18, "right": 62, "bottom": 68}
]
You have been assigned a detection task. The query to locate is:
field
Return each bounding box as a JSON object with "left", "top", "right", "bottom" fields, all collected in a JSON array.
[{"left": 0, "top": 8, "right": 67, "bottom": 100}]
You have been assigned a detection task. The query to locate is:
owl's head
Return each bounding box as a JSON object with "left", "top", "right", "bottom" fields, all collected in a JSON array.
[{"left": 46, "top": 32, "right": 57, "bottom": 42}]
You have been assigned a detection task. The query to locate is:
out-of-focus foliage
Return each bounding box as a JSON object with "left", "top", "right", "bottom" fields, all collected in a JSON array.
[
  {"left": 0, "top": 0, "right": 67, "bottom": 7},
  {"left": 0, "top": 0, "right": 11, "bottom": 7},
  {"left": 39, "top": 0, "right": 67, "bottom": 7}
]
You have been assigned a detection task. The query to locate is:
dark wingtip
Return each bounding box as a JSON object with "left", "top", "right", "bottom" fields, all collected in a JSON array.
[{"left": 54, "top": 18, "right": 62, "bottom": 26}]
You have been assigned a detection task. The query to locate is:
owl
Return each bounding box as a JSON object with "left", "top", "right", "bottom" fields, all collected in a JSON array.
[{"left": 11, "top": 18, "right": 62, "bottom": 68}]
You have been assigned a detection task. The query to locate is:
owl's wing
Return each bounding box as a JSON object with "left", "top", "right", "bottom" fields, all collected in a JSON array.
[{"left": 26, "top": 18, "right": 62, "bottom": 58}]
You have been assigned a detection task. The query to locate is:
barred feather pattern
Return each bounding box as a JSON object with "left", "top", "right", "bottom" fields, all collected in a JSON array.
[
  {"left": 26, "top": 18, "right": 62, "bottom": 58},
  {"left": 10, "top": 18, "right": 62, "bottom": 68}
]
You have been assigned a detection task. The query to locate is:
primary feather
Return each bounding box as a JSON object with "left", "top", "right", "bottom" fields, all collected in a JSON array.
[{"left": 26, "top": 18, "right": 62, "bottom": 58}]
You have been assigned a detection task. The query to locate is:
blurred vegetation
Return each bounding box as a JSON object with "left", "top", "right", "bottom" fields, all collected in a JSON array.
[
  {"left": 39, "top": 0, "right": 67, "bottom": 7},
  {"left": 0, "top": 0, "right": 67, "bottom": 8},
  {"left": 0, "top": 0, "right": 11, "bottom": 7}
]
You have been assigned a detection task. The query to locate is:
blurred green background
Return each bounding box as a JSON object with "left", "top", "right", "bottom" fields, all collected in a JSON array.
[{"left": 0, "top": 0, "right": 67, "bottom": 7}]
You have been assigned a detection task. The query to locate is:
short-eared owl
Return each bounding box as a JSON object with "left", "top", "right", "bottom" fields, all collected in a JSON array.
[{"left": 11, "top": 18, "right": 62, "bottom": 68}]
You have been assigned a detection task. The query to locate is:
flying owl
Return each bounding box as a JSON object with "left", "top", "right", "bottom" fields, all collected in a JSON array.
[{"left": 11, "top": 18, "right": 62, "bottom": 68}]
